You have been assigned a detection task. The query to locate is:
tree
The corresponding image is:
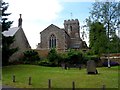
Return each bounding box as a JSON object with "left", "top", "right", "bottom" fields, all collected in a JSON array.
[
  {"left": 88, "top": 1, "right": 120, "bottom": 38},
  {"left": 1, "top": 1, "right": 18, "bottom": 66},
  {"left": 89, "top": 22, "right": 108, "bottom": 55},
  {"left": 109, "top": 35, "right": 120, "bottom": 53},
  {"left": 86, "top": 1, "right": 120, "bottom": 53}
]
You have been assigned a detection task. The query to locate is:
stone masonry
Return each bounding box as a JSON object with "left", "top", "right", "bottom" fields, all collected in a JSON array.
[{"left": 37, "top": 19, "right": 87, "bottom": 51}]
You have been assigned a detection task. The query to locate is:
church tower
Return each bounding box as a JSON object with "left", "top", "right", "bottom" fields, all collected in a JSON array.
[
  {"left": 64, "top": 19, "right": 80, "bottom": 38},
  {"left": 64, "top": 19, "right": 82, "bottom": 49},
  {"left": 18, "top": 14, "right": 22, "bottom": 27}
]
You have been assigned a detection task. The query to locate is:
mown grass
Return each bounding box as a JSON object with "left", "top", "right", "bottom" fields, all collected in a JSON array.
[
  {"left": 0, "top": 67, "right": 2, "bottom": 89},
  {"left": 2, "top": 65, "right": 119, "bottom": 88}
]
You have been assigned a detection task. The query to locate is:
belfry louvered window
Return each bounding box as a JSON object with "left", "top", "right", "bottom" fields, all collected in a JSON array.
[{"left": 49, "top": 34, "right": 56, "bottom": 48}]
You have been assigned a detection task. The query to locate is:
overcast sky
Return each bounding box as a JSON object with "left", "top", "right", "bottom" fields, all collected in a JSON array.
[{"left": 4, "top": 0, "right": 119, "bottom": 49}]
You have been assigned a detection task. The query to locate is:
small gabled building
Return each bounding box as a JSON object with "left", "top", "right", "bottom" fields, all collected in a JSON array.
[{"left": 2, "top": 14, "right": 31, "bottom": 61}]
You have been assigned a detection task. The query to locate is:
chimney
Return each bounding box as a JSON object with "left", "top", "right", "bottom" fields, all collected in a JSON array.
[{"left": 18, "top": 14, "right": 22, "bottom": 27}]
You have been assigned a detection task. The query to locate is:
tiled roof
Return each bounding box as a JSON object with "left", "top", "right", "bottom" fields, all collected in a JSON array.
[{"left": 2, "top": 27, "right": 20, "bottom": 37}]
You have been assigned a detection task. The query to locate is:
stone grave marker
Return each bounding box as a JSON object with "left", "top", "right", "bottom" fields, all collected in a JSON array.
[{"left": 87, "top": 60, "right": 98, "bottom": 74}]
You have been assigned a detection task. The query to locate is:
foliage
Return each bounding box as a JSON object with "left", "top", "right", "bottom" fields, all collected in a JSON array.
[
  {"left": 47, "top": 49, "right": 86, "bottom": 66},
  {"left": 1, "top": 1, "right": 18, "bottom": 66},
  {"left": 67, "top": 49, "right": 84, "bottom": 64},
  {"left": 103, "top": 61, "right": 119, "bottom": 67},
  {"left": 87, "top": 2, "right": 120, "bottom": 38},
  {"left": 42, "top": 49, "right": 101, "bottom": 67},
  {"left": 89, "top": 22, "right": 109, "bottom": 55},
  {"left": 109, "top": 35, "right": 120, "bottom": 53},
  {"left": 58, "top": 53, "right": 68, "bottom": 63},
  {"left": 37, "top": 58, "right": 50, "bottom": 66},
  {"left": 86, "top": 2, "right": 120, "bottom": 53},
  {"left": 47, "top": 48, "right": 59, "bottom": 66},
  {"left": 22, "top": 50, "right": 40, "bottom": 64}
]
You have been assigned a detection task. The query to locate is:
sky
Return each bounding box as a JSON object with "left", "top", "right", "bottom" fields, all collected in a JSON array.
[{"left": 4, "top": 0, "right": 119, "bottom": 49}]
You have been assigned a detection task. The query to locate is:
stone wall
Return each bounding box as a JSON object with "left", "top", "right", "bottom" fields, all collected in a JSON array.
[
  {"left": 101, "top": 57, "right": 120, "bottom": 65},
  {"left": 100, "top": 53, "right": 120, "bottom": 65},
  {"left": 35, "top": 49, "right": 49, "bottom": 58},
  {"left": 9, "top": 27, "right": 31, "bottom": 61}
]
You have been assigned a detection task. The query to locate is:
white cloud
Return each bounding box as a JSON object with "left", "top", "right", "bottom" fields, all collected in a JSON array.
[
  {"left": 4, "top": 0, "right": 63, "bottom": 49},
  {"left": 5, "top": 0, "right": 63, "bottom": 21}
]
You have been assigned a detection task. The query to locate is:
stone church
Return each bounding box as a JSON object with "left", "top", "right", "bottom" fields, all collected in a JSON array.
[{"left": 37, "top": 19, "right": 87, "bottom": 51}]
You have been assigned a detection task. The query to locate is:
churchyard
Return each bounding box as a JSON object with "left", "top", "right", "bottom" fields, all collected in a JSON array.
[
  {"left": 2, "top": 65, "right": 119, "bottom": 88},
  {"left": 1, "top": 1, "right": 120, "bottom": 89}
]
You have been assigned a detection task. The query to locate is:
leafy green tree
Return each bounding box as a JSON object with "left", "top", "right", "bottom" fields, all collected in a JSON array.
[
  {"left": 87, "top": 2, "right": 120, "bottom": 38},
  {"left": 86, "top": 1, "right": 120, "bottom": 53},
  {"left": 1, "top": 1, "right": 18, "bottom": 66},
  {"left": 89, "top": 22, "right": 109, "bottom": 55},
  {"left": 109, "top": 35, "right": 120, "bottom": 53}
]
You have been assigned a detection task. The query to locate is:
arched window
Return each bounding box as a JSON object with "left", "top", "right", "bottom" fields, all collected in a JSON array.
[{"left": 49, "top": 34, "right": 56, "bottom": 48}]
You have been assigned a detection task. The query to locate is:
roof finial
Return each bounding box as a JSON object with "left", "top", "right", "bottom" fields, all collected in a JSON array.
[{"left": 18, "top": 14, "right": 22, "bottom": 27}]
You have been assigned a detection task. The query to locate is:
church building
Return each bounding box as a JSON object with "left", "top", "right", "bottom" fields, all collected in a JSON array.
[
  {"left": 2, "top": 14, "right": 31, "bottom": 61},
  {"left": 37, "top": 19, "right": 87, "bottom": 51}
]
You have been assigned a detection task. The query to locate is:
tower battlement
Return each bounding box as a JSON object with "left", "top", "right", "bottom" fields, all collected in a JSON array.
[
  {"left": 64, "top": 19, "right": 80, "bottom": 39},
  {"left": 64, "top": 19, "right": 79, "bottom": 24}
]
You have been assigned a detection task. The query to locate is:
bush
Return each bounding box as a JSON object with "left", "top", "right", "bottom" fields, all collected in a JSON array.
[
  {"left": 22, "top": 50, "right": 40, "bottom": 64},
  {"left": 47, "top": 48, "right": 59, "bottom": 66},
  {"left": 39, "top": 49, "right": 101, "bottom": 67},
  {"left": 83, "top": 54, "right": 100, "bottom": 65},
  {"left": 103, "top": 61, "right": 119, "bottom": 67},
  {"left": 38, "top": 58, "right": 50, "bottom": 66},
  {"left": 67, "top": 49, "right": 84, "bottom": 65},
  {"left": 86, "top": 55, "right": 100, "bottom": 62}
]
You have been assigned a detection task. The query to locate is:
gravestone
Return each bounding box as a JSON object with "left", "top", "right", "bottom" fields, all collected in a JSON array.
[
  {"left": 61, "top": 63, "right": 67, "bottom": 70},
  {"left": 87, "top": 60, "right": 98, "bottom": 74}
]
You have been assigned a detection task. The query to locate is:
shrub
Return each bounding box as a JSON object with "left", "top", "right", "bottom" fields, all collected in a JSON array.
[
  {"left": 83, "top": 54, "right": 100, "bottom": 65},
  {"left": 67, "top": 49, "right": 84, "bottom": 65},
  {"left": 38, "top": 58, "right": 50, "bottom": 66},
  {"left": 47, "top": 48, "right": 60, "bottom": 66},
  {"left": 87, "top": 55, "right": 100, "bottom": 62},
  {"left": 22, "top": 50, "right": 40, "bottom": 64},
  {"left": 40, "top": 49, "right": 101, "bottom": 67},
  {"left": 103, "top": 61, "right": 119, "bottom": 67}
]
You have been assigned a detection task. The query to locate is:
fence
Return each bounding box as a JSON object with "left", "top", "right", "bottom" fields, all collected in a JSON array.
[{"left": 11, "top": 75, "right": 106, "bottom": 89}]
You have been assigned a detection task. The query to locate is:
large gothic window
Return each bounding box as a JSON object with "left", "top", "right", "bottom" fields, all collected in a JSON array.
[{"left": 49, "top": 34, "right": 56, "bottom": 48}]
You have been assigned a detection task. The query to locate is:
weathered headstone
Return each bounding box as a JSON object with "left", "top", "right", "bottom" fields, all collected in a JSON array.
[
  {"left": 61, "top": 63, "right": 65, "bottom": 69},
  {"left": 87, "top": 60, "right": 98, "bottom": 74},
  {"left": 61, "top": 63, "right": 68, "bottom": 70}
]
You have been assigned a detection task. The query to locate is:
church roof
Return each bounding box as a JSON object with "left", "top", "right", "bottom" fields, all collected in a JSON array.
[
  {"left": 2, "top": 27, "right": 20, "bottom": 37},
  {"left": 40, "top": 24, "right": 61, "bottom": 33}
]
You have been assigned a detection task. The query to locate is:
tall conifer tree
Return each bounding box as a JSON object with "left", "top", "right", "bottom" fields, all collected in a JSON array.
[{"left": 1, "top": 1, "right": 18, "bottom": 66}]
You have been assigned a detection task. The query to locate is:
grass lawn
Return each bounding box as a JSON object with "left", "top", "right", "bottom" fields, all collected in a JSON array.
[
  {"left": 0, "top": 67, "right": 1, "bottom": 86},
  {"left": 2, "top": 65, "right": 119, "bottom": 88}
]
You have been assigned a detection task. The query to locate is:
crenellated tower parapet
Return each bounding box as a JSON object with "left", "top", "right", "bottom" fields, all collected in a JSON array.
[{"left": 64, "top": 19, "right": 80, "bottom": 38}]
